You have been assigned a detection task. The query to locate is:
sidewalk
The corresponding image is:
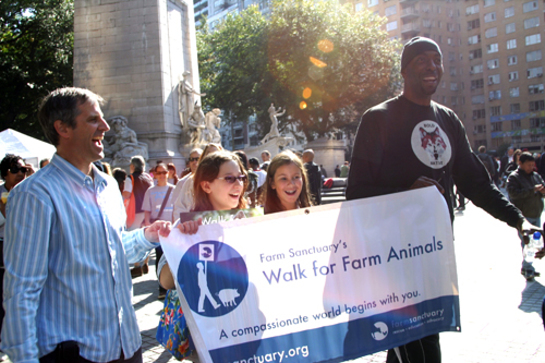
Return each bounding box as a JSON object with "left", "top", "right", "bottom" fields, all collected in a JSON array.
[{"left": 3, "top": 202, "right": 545, "bottom": 362}]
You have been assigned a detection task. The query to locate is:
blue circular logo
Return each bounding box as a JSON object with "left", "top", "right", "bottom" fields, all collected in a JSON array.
[{"left": 178, "top": 241, "right": 248, "bottom": 317}]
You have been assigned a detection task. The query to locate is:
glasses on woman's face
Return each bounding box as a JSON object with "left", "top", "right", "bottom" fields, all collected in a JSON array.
[
  {"left": 155, "top": 171, "right": 168, "bottom": 175},
  {"left": 216, "top": 175, "right": 247, "bottom": 184},
  {"left": 9, "top": 166, "right": 28, "bottom": 174},
  {"left": 188, "top": 157, "right": 199, "bottom": 162}
]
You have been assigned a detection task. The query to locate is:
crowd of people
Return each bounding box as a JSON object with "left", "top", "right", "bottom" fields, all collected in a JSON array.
[{"left": 0, "top": 36, "right": 543, "bottom": 363}]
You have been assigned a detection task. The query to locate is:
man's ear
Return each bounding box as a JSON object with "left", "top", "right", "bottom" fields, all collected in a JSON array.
[
  {"left": 54, "top": 120, "right": 72, "bottom": 140},
  {"left": 201, "top": 181, "right": 212, "bottom": 194}
]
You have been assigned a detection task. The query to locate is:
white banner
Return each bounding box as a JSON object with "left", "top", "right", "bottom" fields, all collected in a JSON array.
[{"left": 161, "top": 187, "right": 460, "bottom": 363}]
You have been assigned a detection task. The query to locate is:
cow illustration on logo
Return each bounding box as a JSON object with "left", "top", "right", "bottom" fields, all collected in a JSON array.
[
  {"left": 411, "top": 121, "right": 452, "bottom": 169},
  {"left": 178, "top": 241, "right": 248, "bottom": 317}
]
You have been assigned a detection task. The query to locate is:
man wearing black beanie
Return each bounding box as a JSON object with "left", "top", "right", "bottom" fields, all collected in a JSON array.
[{"left": 346, "top": 37, "right": 539, "bottom": 362}]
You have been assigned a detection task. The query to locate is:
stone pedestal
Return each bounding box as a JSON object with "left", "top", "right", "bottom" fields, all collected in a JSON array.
[
  {"left": 304, "top": 138, "right": 347, "bottom": 178},
  {"left": 74, "top": 0, "right": 201, "bottom": 172}
]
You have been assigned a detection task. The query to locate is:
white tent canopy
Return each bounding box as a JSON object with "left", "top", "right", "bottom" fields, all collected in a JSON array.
[{"left": 0, "top": 128, "right": 56, "bottom": 167}]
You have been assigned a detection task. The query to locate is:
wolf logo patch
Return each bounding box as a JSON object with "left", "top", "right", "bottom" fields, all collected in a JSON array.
[{"left": 411, "top": 121, "right": 452, "bottom": 169}]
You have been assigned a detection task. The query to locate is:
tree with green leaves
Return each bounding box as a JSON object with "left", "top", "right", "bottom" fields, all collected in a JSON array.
[
  {"left": 197, "top": 0, "right": 402, "bottom": 142},
  {"left": 0, "top": 0, "right": 74, "bottom": 139}
]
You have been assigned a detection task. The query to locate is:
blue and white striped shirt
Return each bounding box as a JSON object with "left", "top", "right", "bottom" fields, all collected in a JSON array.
[{"left": 1, "top": 154, "right": 157, "bottom": 363}]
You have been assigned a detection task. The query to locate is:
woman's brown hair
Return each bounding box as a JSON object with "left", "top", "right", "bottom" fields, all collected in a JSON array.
[
  {"left": 192, "top": 151, "right": 249, "bottom": 212},
  {"left": 260, "top": 151, "right": 312, "bottom": 214}
]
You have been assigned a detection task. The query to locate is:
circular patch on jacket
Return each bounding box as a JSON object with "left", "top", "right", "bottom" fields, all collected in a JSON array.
[{"left": 411, "top": 121, "right": 452, "bottom": 169}]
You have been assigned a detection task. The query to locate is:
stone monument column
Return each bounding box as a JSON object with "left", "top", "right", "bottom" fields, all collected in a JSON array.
[{"left": 74, "top": 0, "right": 202, "bottom": 171}]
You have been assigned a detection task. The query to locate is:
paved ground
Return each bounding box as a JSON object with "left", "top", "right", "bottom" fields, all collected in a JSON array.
[{"left": 3, "top": 200, "right": 545, "bottom": 362}]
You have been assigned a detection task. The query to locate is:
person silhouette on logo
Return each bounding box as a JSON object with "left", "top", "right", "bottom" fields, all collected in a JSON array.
[{"left": 197, "top": 262, "right": 220, "bottom": 312}]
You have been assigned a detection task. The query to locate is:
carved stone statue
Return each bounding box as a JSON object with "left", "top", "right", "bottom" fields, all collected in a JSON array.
[
  {"left": 187, "top": 103, "right": 206, "bottom": 145},
  {"left": 204, "top": 108, "right": 222, "bottom": 144},
  {"left": 179, "top": 71, "right": 206, "bottom": 128},
  {"left": 260, "top": 103, "right": 286, "bottom": 145},
  {"left": 104, "top": 116, "right": 148, "bottom": 167}
]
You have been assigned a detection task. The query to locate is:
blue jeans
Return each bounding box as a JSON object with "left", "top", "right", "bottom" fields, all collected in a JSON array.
[{"left": 519, "top": 216, "right": 541, "bottom": 273}]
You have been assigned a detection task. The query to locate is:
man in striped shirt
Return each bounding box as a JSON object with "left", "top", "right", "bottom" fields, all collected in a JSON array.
[{"left": 1, "top": 88, "right": 172, "bottom": 363}]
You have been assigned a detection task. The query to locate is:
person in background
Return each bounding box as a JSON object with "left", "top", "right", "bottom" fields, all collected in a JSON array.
[
  {"left": 39, "top": 159, "right": 50, "bottom": 169},
  {"left": 261, "top": 150, "right": 271, "bottom": 171},
  {"left": 340, "top": 161, "right": 350, "bottom": 178},
  {"left": 334, "top": 165, "right": 341, "bottom": 177},
  {"left": 167, "top": 163, "right": 179, "bottom": 185},
  {"left": 302, "top": 149, "right": 322, "bottom": 205},
  {"left": 171, "top": 148, "right": 203, "bottom": 221},
  {"left": 102, "top": 161, "right": 113, "bottom": 176},
  {"left": 0, "top": 154, "right": 29, "bottom": 352},
  {"left": 235, "top": 151, "right": 258, "bottom": 208},
  {"left": 113, "top": 168, "right": 127, "bottom": 194},
  {"left": 506, "top": 152, "right": 545, "bottom": 281}
]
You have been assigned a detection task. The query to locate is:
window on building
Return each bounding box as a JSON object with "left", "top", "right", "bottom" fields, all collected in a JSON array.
[
  {"left": 385, "top": 5, "right": 396, "bottom": 16},
  {"left": 523, "top": 1, "right": 538, "bottom": 13},
  {"left": 450, "top": 67, "right": 457, "bottom": 76},
  {"left": 488, "top": 74, "right": 501, "bottom": 84},
  {"left": 505, "top": 23, "right": 516, "bottom": 34},
  {"left": 489, "top": 90, "right": 502, "bottom": 100},
  {"left": 473, "top": 109, "right": 486, "bottom": 119},
  {"left": 490, "top": 106, "right": 502, "bottom": 116},
  {"left": 474, "top": 125, "right": 486, "bottom": 133},
  {"left": 510, "top": 87, "right": 520, "bottom": 97},
  {"left": 506, "top": 39, "right": 517, "bottom": 49},
  {"left": 468, "top": 19, "right": 480, "bottom": 30},
  {"left": 511, "top": 103, "right": 521, "bottom": 113},
  {"left": 524, "top": 17, "right": 540, "bottom": 29},
  {"left": 491, "top": 123, "right": 503, "bottom": 132},
  {"left": 512, "top": 135, "right": 522, "bottom": 143},
  {"left": 487, "top": 59, "right": 499, "bottom": 69},
  {"left": 450, "top": 82, "right": 458, "bottom": 91},
  {"left": 471, "top": 64, "right": 484, "bottom": 74},
  {"left": 504, "top": 6, "right": 514, "bottom": 18},
  {"left": 485, "top": 27, "right": 497, "bottom": 38},
  {"left": 527, "top": 50, "right": 542, "bottom": 62},
  {"left": 451, "top": 96, "right": 458, "bottom": 106},
  {"left": 509, "top": 71, "right": 519, "bottom": 81},
  {"left": 525, "top": 34, "right": 541, "bottom": 46},
  {"left": 529, "top": 100, "right": 545, "bottom": 111},
  {"left": 487, "top": 43, "right": 499, "bottom": 53},
  {"left": 422, "top": 19, "right": 433, "bottom": 28},
  {"left": 484, "top": 12, "right": 496, "bottom": 22},
  {"left": 466, "top": 5, "right": 479, "bottom": 15},
  {"left": 468, "top": 35, "right": 481, "bottom": 45},
  {"left": 530, "top": 118, "right": 545, "bottom": 128},
  {"left": 508, "top": 55, "right": 517, "bottom": 65},
  {"left": 483, "top": 0, "right": 495, "bottom": 7},
  {"left": 471, "top": 79, "right": 485, "bottom": 89},
  {"left": 386, "top": 21, "right": 397, "bottom": 31},
  {"left": 529, "top": 84, "right": 545, "bottom": 94},
  {"left": 528, "top": 67, "right": 544, "bottom": 79},
  {"left": 472, "top": 95, "right": 485, "bottom": 104},
  {"left": 512, "top": 119, "right": 522, "bottom": 130},
  {"left": 469, "top": 48, "right": 483, "bottom": 59},
  {"left": 355, "top": 2, "right": 363, "bottom": 12}
]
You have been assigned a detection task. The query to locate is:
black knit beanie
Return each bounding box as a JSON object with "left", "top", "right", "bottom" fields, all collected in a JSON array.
[{"left": 401, "top": 37, "right": 443, "bottom": 71}]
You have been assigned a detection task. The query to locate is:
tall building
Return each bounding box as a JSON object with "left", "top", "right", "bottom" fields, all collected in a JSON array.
[{"left": 342, "top": 0, "right": 545, "bottom": 153}]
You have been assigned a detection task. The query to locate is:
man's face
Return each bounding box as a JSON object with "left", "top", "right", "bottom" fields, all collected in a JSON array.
[
  {"left": 402, "top": 51, "right": 443, "bottom": 98},
  {"left": 4, "top": 159, "right": 27, "bottom": 188},
  {"left": 262, "top": 153, "right": 270, "bottom": 162},
  {"left": 520, "top": 160, "right": 535, "bottom": 174},
  {"left": 189, "top": 152, "right": 200, "bottom": 173},
  {"left": 64, "top": 101, "right": 110, "bottom": 167},
  {"left": 508, "top": 148, "right": 514, "bottom": 157}
]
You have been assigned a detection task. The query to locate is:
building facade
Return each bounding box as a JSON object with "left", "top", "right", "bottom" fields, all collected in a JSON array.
[{"left": 342, "top": 0, "right": 545, "bottom": 153}]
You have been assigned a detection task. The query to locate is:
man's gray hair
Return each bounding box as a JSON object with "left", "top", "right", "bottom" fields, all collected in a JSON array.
[
  {"left": 130, "top": 156, "right": 146, "bottom": 172},
  {"left": 37, "top": 87, "right": 104, "bottom": 146}
]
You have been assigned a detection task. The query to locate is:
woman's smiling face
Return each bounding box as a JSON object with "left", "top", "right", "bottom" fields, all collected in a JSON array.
[{"left": 271, "top": 162, "right": 303, "bottom": 210}]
